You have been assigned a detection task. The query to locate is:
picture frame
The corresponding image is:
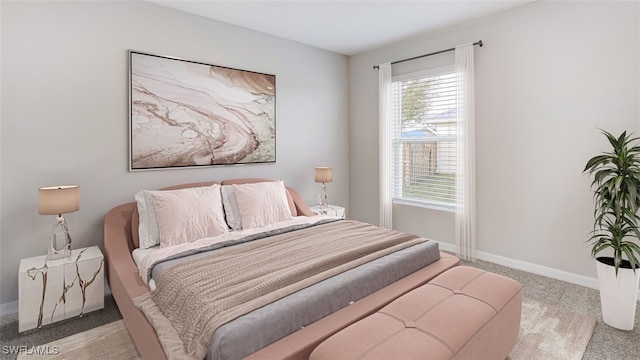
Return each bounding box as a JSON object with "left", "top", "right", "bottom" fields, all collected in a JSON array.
[{"left": 129, "top": 51, "right": 276, "bottom": 171}]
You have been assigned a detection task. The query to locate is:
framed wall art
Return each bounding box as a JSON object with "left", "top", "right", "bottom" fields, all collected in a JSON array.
[{"left": 129, "top": 51, "right": 276, "bottom": 170}]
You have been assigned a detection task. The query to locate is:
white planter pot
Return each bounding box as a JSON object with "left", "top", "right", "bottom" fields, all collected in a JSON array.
[{"left": 596, "top": 257, "right": 640, "bottom": 330}]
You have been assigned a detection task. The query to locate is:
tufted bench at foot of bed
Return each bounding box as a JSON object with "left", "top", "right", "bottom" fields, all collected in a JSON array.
[{"left": 309, "top": 266, "right": 522, "bottom": 360}]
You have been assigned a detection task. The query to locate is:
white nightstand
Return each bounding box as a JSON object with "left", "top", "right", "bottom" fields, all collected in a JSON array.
[
  {"left": 310, "top": 205, "right": 346, "bottom": 219},
  {"left": 18, "top": 246, "right": 104, "bottom": 332}
]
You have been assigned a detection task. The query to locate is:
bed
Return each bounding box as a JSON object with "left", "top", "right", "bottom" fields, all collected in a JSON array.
[{"left": 103, "top": 178, "right": 459, "bottom": 360}]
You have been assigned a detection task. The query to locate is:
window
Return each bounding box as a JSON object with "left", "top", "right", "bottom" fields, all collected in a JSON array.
[{"left": 390, "top": 66, "right": 458, "bottom": 211}]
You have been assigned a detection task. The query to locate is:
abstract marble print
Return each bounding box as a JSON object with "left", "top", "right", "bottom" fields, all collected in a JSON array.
[{"left": 129, "top": 51, "right": 276, "bottom": 170}]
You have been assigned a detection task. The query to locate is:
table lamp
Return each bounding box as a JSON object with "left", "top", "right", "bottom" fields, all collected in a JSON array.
[
  {"left": 314, "top": 167, "right": 333, "bottom": 210},
  {"left": 39, "top": 185, "right": 80, "bottom": 259}
]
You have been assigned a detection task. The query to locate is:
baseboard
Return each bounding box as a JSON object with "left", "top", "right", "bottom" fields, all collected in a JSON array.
[
  {"left": 437, "top": 241, "right": 640, "bottom": 301},
  {"left": 0, "top": 300, "right": 18, "bottom": 317}
]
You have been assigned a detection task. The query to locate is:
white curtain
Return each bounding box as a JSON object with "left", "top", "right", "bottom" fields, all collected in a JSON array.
[
  {"left": 455, "top": 44, "right": 477, "bottom": 261},
  {"left": 378, "top": 62, "right": 393, "bottom": 229}
]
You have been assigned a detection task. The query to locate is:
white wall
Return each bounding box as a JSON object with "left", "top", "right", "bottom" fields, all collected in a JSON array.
[
  {"left": 0, "top": 1, "right": 349, "bottom": 308},
  {"left": 349, "top": 1, "right": 639, "bottom": 280}
]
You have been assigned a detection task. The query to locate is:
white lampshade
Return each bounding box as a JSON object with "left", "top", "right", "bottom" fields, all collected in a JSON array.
[
  {"left": 38, "top": 185, "right": 80, "bottom": 215},
  {"left": 314, "top": 167, "right": 333, "bottom": 183}
]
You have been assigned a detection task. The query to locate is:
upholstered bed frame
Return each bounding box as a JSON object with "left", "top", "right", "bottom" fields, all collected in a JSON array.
[{"left": 103, "top": 179, "right": 460, "bottom": 359}]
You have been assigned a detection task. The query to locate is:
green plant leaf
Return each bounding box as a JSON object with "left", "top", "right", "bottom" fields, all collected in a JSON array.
[{"left": 584, "top": 129, "right": 640, "bottom": 277}]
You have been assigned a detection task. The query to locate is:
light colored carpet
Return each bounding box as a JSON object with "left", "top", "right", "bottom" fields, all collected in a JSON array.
[{"left": 16, "top": 297, "right": 596, "bottom": 360}]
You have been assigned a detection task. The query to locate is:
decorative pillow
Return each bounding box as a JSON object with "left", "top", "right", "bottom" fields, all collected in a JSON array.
[
  {"left": 221, "top": 185, "right": 242, "bottom": 231},
  {"left": 134, "top": 189, "right": 162, "bottom": 249},
  {"left": 152, "top": 185, "right": 228, "bottom": 248},
  {"left": 232, "top": 181, "right": 294, "bottom": 229}
]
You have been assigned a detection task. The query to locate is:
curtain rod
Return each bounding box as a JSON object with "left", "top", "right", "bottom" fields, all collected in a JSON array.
[{"left": 373, "top": 40, "right": 483, "bottom": 70}]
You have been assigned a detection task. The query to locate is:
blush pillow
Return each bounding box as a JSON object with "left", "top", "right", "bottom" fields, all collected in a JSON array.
[
  {"left": 232, "top": 181, "right": 293, "bottom": 229},
  {"left": 152, "top": 185, "right": 228, "bottom": 248}
]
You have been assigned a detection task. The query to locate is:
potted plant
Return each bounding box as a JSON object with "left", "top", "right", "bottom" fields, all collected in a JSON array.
[{"left": 584, "top": 129, "right": 640, "bottom": 330}]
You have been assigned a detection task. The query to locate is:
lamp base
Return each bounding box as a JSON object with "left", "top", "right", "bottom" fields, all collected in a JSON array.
[
  {"left": 48, "top": 216, "right": 72, "bottom": 260},
  {"left": 319, "top": 183, "right": 328, "bottom": 210}
]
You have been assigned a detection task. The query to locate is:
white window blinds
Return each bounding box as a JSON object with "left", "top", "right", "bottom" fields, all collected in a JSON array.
[{"left": 390, "top": 66, "right": 458, "bottom": 211}]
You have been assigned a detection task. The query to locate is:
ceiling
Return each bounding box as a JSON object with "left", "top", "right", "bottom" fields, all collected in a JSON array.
[{"left": 148, "top": 1, "right": 535, "bottom": 56}]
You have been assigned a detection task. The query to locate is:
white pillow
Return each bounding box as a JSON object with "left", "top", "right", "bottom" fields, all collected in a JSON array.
[
  {"left": 232, "top": 181, "right": 293, "bottom": 229},
  {"left": 135, "top": 189, "right": 162, "bottom": 249},
  {"left": 221, "top": 185, "right": 242, "bottom": 231},
  {"left": 152, "top": 185, "right": 228, "bottom": 248}
]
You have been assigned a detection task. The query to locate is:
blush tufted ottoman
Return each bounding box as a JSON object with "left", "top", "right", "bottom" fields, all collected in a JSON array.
[{"left": 309, "top": 266, "right": 522, "bottom": 360}]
